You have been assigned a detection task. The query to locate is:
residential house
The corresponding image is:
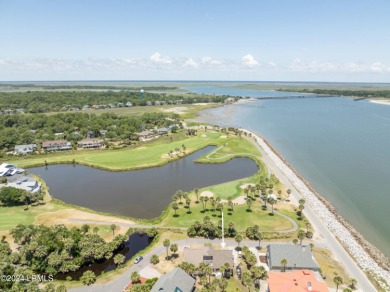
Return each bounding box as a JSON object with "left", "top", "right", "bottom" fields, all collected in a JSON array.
[
  {"left": 137, "top": 131, "right": 156, "bottom": 142},
  {"left": 125, "top": 102, "right": 133, "bottom": 107},
  {"left": 99, "top": 130, "right": 108, "bottom": 136},
  {"left": 183, "top": 247, "right": 234, "bottom": 274},
  {"left": 151, "top": 267, "right": 195, "bottom": 292},
  {"left": 0, "top": 163, "right": 24, "bottom": 177},
  {"left": 82, "top": 105, "right": 90, "bottom": 110},
  {"left": 267, "top": 244, "right": 319, "bottom": 271},
  {"left": 156, "top": 127, "right": 169, "bottom": 135},
  {"left": 146, "top": 101, "right": 153, "bottom": 106},
  {"left": 267, "top": 270, "right": 329, "bottom": 292},
  {"left": 15, "top": 108, "right": 25, "bottom": 114},
  {"left": 77, "top": 138, "right": 105, "bottom": 149},
  {"left": 42, "top": 140, "right": 72, "bottom": 151},
  {"left": 14, "top": 144, "right": 37, "bottom": 155},
  {"left": 5, "top": 177, "right": 41, "bottom": 194}
]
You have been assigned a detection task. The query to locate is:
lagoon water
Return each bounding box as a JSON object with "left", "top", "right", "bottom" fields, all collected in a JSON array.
[
  {"left": 187, "top": 85, "right": 390, "bottom": 258},
  {"left": 31, "top": 146, "right": 258, "bottom": 219}
]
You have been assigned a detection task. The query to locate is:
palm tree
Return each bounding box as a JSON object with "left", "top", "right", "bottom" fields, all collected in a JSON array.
[
  {"left": 92, "top": 226, "right": 99, "bottom": 234},
  {"left": 293, "top": 238, "right": 298, "bottom": 245},
  {"left": 110, "top": 224, "right": 116, "bottom": 237},
  {"left": 217, "top": 202, "right": 223, "bottom": 216},
  {"left": 242, "top": 271, "right": 253, "bottom": 291},
  {"left": 350, "top": 278, "right": 357, "bottom": 290},
  {"left": 163, "top": 239, "right": 170, "bottom": 260},
  {"left": 251, "top": 186, "right": 256, "bottom": 197},
  {"left": 183, "top": 192, "right": 188, "bottom": 200},
  {"left": 194, "top": 188, "right": 199, "bottom": 203},
  {"left": 261, "top": 192, "right": 267, "bottom": 208},
  {"left": 309, "top": 243, "right": 314, "bottom": 251},
  {"left": 200, "top": 196, "right": 205, "bottom": 211},
  {"left": 235, "top": 234, "right": 242, "bottom": 249},
  {"left": 170, "top": 243, "right": 178, "bottom": 260},
  {"left": 228, "top": 222, "right": 235, "bottom": 236},
  {"left": 298, "top": 229, "right": 306, "bottom": 245},
  {"left": 298, "top": 204, "right": 305, "bottom": 219},
  {"left": 130, "top": 271, "right": 140, "bottom": 284},
  {"left": 81, "top": 270, "right": 96, "bottom": 286},
  {"left": 334, "top": 276, "right": 343, "bottom": 292},
  {"left": 172, "top": 202, "right": 179, "bottom": 216},
  {"left": 227, "top": 196, "right": 233, "bottom": 212},
  {"left": 204, "top": 196, "right": 209, "bottom": 210},
  {"left": 246, "top": 197, "right": 252, "bottom": 211},
  {"left": 81, "top": 224, "right": 90, "bottom": 234},
  {"left": 255, "top": 184, "right": 261, "bottom": 196},
  {"left": 204, "top": 265, "right": 213, "bottom": 284},
  {"left": 182, "top": 144, "right": 186, "bottom": 153},
  {"left": 268, "top": 198, "right": 276, "bottom": 214},
  {"left": 186, "top": 197, "right": 191, "bottom": 212},
  {"left": 255, "top": 230, "right": 262, "bottom": 250},
  {"left": 281, "top": 258, "right": 288, "bottom": 272},
  {"left": 244, "top": 186, "right": 250, "bottom": 198},
  {"left": 176, "top": 190, "right": 183, "bottom": 204},
  {"left": 299, "top": 198, "right": 306, "bottom": 205},
  {"left": 172, "top": 194, "right": 178, "bottom": 203},
  {"left": 210, "top": 197, "right": 216, "bottom": 211}
]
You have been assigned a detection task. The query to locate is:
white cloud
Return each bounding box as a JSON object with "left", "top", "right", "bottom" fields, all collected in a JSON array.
[
  {"left": 370, "top": 62, "right": 390, "bottom": 73},
  {"left": 150, "top": 52, "right": 172, "bottom": 64},
  {"left": 242, "top": 54, "right": 259, "bottom": 67},
  {"left": 268, "top": 61, "right": 277, "bottom": 68},
  {"left": 184, "top": 58, "right": 198, "bottom": 68},
  {"left": 200, "top": 57, "right": 223, "bottom": 66}
]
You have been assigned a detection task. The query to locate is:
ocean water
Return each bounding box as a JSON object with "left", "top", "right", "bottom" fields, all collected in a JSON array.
[{"left": 187, "top": 85, "right": 390, "bottom": 258}]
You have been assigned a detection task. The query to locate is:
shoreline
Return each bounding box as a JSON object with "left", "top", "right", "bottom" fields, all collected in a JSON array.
[
  {"left": 241, "top": 128, "right": 390, "bottom": 290},
  {"left": 370, "top": 99, "right": 390, "bottom": 106}
]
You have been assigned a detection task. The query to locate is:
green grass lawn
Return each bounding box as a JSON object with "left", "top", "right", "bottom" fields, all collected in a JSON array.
[
  {"left": 9, "top": 131, "right": 263, "bottom": 171},
  {"left": 0, "top": 203, "right": 66, "bottom": 231},
  {"left": 159, "top": 193, "right": 293, "bottom": 231}
]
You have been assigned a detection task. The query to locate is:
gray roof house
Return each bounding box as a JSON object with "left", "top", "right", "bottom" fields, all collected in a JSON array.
[
  {"left": 183, "top": 247, "right": 234, "bottom": 273},
  {"left": 14, "top": 144, "right": 37, "bottom": 155},
  {"left": 156, "top": 127, "right": 169, "bottom": 135},
  {"left": 267, "top": 244, "right": 319, "bottom": 271},
  {"left": 151, "top": 267, "right": 195, "bottom": 292}
]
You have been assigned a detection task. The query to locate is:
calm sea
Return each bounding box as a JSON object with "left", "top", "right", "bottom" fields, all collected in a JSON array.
[{"left": 185, "top": 85, "right": 390, "bottom": 258}]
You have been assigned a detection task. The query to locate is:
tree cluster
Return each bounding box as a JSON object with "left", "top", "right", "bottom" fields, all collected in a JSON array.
[
  {"left": 5, "top": 224, "right": 127, "bottom": 278},
  {"left": 0, "top": 111, "right": 178, "bottom": 151},
  {"left": 187, "top": 216, "right": 237, "bottom": 238},
  {"left": 0, "top": 90, "right": 236, "bottom": 113},
  {"left": 0, "top": 187, "right": 43, "bottom": 206}
]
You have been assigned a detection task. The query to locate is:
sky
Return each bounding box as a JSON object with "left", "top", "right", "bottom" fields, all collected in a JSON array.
[{"left": 0, "top": 0, "right": 390, "bottom": 82}]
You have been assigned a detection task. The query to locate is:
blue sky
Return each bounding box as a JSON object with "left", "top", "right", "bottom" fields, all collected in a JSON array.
[{"left": 1, "top": 0, "right": 390, "bottom": 81}]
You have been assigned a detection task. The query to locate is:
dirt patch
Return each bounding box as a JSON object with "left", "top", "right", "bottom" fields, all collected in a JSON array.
[
  {"left": 35, "top": 209, "right": 135, "bottom": 226},
  {"left": 154, "top": 248, "right": 184, "bottom": 274},
  {"left": 0, "top": 230, "right": 18, "bottom": 251},
  {"left": 220, "top": 135, "right": 227, "bottom": 138}
]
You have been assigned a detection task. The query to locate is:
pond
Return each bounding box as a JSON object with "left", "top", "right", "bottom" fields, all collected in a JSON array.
[
  {"left": 54, "top": 232, "right": 152, "bottom": 280},
  {"left": 30, "top": 146, "right": 258, "bottom": 218}
]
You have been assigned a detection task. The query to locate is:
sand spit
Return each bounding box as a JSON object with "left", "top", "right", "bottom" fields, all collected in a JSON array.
[{"left": 241, "top": 129, "right": 390, "bottom": 290}]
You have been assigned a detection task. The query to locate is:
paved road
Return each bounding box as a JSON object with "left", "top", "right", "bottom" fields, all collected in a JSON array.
[{"left": 243, "top": 135, "right": 375, "bottom": 292}]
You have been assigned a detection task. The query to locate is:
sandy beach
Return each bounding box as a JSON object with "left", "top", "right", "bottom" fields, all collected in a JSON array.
[
  {"left": 370, "top": 99, "right": 390, "bottom": 106},
  {"left": 241, "top": 128, "right": 390, "bottom": 291}
]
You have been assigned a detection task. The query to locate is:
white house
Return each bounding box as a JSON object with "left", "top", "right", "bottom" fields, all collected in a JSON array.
[{"left": 14, "top": 144, "right": 37, "bottom": 155}]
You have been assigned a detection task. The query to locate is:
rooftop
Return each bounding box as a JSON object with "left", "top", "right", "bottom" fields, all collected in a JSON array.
[
  {"left": 150, "top": 267, "right": 195, "bottom": 292},
  {"left": 268, "top": 270, "right": 329, "bottom": 292},
  {"left": 267, "top": 244, "right": 319, "bottom": 270}
]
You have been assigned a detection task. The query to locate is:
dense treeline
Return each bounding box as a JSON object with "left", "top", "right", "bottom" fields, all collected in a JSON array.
[
  {"left": 0, "top": 187, "right": 43, "bottom": 206},
  {"left": 0, "top": 90, "right": 234, "bottom": 113},
  {"left": 0, "top": 224, "right": 128, "bottom": 291},
  {"left": 277, "top": 88, "right": 390, "bottom": 99},
  {"left": 0, "top": 112, "right": 179, "bottom": 151},
  {"left": 0, "top": 84, "right": 177, "bottom": 91}
]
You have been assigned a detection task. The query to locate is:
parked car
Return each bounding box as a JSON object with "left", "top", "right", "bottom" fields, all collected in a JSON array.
[
  {"left": 134, "top": 256, "right": 143, "bottom": 264},
  {"left": 236, "top": 265, "right": 242, "bottom": 278}
]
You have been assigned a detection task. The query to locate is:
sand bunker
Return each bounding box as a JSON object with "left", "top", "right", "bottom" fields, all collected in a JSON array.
[{"left": 200, "top": 191, "right": 214, "bottom": 197}]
